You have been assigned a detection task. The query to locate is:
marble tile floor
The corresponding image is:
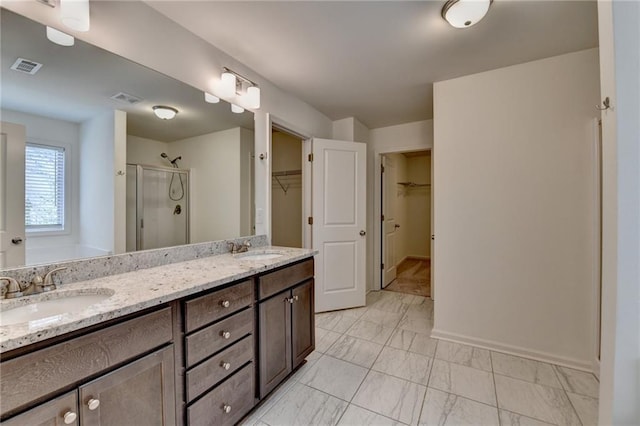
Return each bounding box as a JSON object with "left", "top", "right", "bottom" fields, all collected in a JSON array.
[{"left": 241, "top": 290, "right": 599, "bottom": 426}]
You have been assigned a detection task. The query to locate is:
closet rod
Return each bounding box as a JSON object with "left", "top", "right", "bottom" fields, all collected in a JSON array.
[
  {"left": 397, "top": 181, "right": 430, "bottom": 187},
  {"left": 272, "top": 169, "right": 302, "bottom": 177}
]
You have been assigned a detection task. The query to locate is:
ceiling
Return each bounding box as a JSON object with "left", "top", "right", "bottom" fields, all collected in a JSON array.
[
  {"left": 0, "top": 9, "right": 253, "bottom": 142},
  {"left": 147, "top": 1, "right": 599, "bottom": 129}
]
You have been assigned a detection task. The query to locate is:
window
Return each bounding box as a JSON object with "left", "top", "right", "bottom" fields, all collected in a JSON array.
[{"left": 25, "top": 143, "right": 66, "bottom": 231}]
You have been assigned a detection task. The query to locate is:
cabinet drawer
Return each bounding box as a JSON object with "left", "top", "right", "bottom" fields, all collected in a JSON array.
[
  {"left": 258, "top": 258, "right": 314, "bottom": 300},
  {"left": 185, "top": 308, "right": 253, "bottom": 367},
  {"left": 0, "top": 307, "right": 173, "bottom": 417},
  {"left": 187, "top": 363, "right": 255, "bottom": 426},
  {"left": 186, "top": 335, "right": 254, "bottom": 402},
  {"left": 184, "top": 280, "right": 253, "bottom": 333},
  {"left": 2, "top": 391, "right": 78, "bottom": 426}
]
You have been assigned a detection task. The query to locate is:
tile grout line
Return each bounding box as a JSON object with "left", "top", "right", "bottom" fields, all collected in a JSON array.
[
  {"left": 490, "top": 350, "right": 502, "bottom": 426},
  {"left": 417, "top": 338, "right": 439, "bottom": 424}
]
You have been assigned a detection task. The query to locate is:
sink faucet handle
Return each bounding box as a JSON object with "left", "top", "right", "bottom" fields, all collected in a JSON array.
[
  {"left": 243, "top": 240, "right": 251, "bottom": 248},
  {"left": 0, "top": 277, "right": 24, "bottom": 299},
  {"left": 43, "top": 267, "right": 67, "bottom": 288}
]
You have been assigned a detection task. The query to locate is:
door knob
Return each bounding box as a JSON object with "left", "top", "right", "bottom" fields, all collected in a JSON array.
[
  {"left": 11, "top": 237, "right": 23, "bottom": 245},
  {"left": 359, "top": 230, "right": 366, "bottom": 236}
]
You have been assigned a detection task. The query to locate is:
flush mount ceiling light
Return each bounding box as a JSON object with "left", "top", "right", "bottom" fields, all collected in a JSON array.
[
  {"left": 204, "top": 92, "right": 220, "bottom": 103},
  {"left": 152, "top": 105, "right": 178, "bottom": 120},
  {"left": 60, "top": 0, "right": 91, "bottom": 32},
  {"left": 46, "top": 26, "right": 75, "bottom": 46},
  {"left": 442, "top": 0, "right": 492, "bottom": 28},
  {"left": 217, "top": 67, "right": 261, "bottom": 112}
]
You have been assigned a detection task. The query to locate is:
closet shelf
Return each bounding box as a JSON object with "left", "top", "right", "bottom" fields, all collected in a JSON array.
[
  {"left": 272, "top": 169, "right": 302, "bottom": 194},
  {"left": 397, "top": 181, "right": 431, "bottom": 187}
]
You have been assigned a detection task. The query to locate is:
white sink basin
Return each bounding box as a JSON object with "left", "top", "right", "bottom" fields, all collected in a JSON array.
[
  {"left": 0, "top": 291, "right": 113, "bottom": 326},
  {"left": 235, "top": 250, "right": 284, "bottom": 261}
]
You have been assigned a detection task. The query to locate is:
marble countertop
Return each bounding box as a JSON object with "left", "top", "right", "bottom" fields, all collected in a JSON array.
[{"left": 0, "top": 246, "right": 315, "bottom": 353}]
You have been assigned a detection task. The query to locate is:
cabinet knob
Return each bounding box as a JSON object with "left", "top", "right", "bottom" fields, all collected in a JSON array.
[
  {"left": 220, "top": 300, "right": 230, "bottom": 308},
  {"left": 63, "top": 411, "right": 77, "bottom": 424},
  {"left": 220, "top": 330, "right": 231, "bottom": 339},
  {"left": 293, "top": 295, "right": 299, "bottom": 302},
  {"left": 220, "top": 361, "right": 231, "bottom": 370},
  {"left": 87, "top": 398, "right": 100, "bottom": 410},
  {"left": 222, "top": 404, "right": 232, "bottom": 414}
]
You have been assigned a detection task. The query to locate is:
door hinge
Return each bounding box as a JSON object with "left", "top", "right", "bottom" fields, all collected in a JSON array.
[
  {"left": 381, "top": 214, "right": 385, "bottom": 221},
  {"left": 381, "top": 263, "right": 384, "bottom": 270},
  {"left": 308, "top": 153, "right": 314, "bottom": 162},
  {"left": 381, "top": 164, "right": 385, "bottom": 173},
  {"left": 308, "top": 216, "right": 314, "bottom": 225}
]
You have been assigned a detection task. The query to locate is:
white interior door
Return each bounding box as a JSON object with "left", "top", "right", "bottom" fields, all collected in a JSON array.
[
  {"left": 0, "top": 121, "right": 26, "bottom": 268},
  {"left": 430, "top": 149, "right": 435, "bottom": 300},
  {"left": 382, "top": 155, "right": 398, "bottom": 287},
  {"left": 312, "top": 138, "right": 366, "bottom": 312}
]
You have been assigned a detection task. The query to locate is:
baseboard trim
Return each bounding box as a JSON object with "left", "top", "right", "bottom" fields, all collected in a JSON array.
[{"left": 430, "top": 328, "right": 593, "bottom": 372}]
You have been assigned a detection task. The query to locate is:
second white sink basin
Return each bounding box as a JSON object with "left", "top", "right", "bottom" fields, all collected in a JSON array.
[
  {"left": 235, "top": 250, "right": 284, "bottom": 261},
  {"left": 0, "top": 291, "right": 114, "bottom": 327}
]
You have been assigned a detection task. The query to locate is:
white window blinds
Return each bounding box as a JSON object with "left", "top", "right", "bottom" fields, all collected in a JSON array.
[{"left": 25, "top": 143, "right": 65, "bottom": 230}]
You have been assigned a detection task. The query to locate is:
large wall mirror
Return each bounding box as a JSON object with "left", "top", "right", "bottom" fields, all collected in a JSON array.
[{"left": 0, "top": 9, "right": 255, "bottom": 268}]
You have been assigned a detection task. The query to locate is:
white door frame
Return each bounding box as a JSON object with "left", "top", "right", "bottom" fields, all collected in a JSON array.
[{"left": 373, "top": 146, "right": 432, "bottom": 294}]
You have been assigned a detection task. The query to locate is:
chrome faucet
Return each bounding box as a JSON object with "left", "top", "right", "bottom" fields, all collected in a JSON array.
[
  {"left": 228, "top": 240, "right": 251, "bottom": 254},
  {"left": 0, "top": 267, "right": 67, "bottom": 300}
]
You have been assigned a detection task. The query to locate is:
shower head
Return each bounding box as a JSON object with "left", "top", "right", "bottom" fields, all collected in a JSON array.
[{"left": 160, "top": 152, "right": 169, "bottom": 159}]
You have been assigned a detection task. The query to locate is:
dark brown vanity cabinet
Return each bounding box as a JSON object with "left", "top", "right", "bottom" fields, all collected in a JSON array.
[
  {"left": 183, "top": 280, "right": 256, "bottom": 426},
  {"left": 257, "top": 259, "right": 315, "bottom": 398},
  {"left": 0, "top": 307, "right": 176, "bottom": 425}
]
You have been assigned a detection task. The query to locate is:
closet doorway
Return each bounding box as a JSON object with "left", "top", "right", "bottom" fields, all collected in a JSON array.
[
  {"left": 271, "top": 129, "right": 304, "bottom": 248},
  {"left": 381, "top": 150, "right": 431, "bottom": 297}
]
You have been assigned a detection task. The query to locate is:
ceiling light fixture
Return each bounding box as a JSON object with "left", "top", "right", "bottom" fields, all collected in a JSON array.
[
  {"left": 204, "top": 92, "right": 220, "bottom": 103},
  {"left": 152, "top": 105, "right": 178, "bottom": 120},
  {"left": 218, "top": 67, "right": 261, "bottom": 112},
  {"left": 60, "top": 0, "right": 91, "bottom": 32},
  {"left": 46, "top": 26, "right": 75, "bottom": 46},
  {"left": 442, "top": 0, "right": 492, "bottom": 28}
]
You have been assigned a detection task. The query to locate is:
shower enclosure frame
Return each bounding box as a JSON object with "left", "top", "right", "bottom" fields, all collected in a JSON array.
[{"left": 128, "top": 163, "right": 190, "bottom": 251}]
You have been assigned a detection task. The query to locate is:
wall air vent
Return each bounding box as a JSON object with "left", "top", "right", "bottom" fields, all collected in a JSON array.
[
  {"left": 10, "top": 58, "right": 43, "bottom": 75},
  {"left": 110, "top": 92, "right": 142, "bottom": 105}
]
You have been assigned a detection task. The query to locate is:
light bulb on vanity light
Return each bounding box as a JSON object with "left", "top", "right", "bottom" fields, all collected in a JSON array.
[
  {"left": 231, "top": 104, "right": 245, "bottom": 114},
  {"left": 46, "top": 27, "right": 75, "bottom": 46},
  {"left": 204, "top": 92, "right": 220, "bottom": 103},
  {"left": 246, "top": 86, "right": 261, "bottom": 109},
  {"left": 60, "top": 0, "right": 91, "bottom": 32},
  {"left": 219, "top": 71, "right": 237, "bottom": 98}
]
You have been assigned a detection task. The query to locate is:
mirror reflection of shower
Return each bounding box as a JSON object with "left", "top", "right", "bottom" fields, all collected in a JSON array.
[{"left": 161, "top": 152, "right": 185, "bottom": 201}]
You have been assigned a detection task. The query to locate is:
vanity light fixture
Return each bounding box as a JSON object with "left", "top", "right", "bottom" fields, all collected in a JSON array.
[
  {"left": 442, "top": 0, "right": 492, "bottom": 28},
  {"left": 204, "top": 92, "right": 220, "bottom": 103},
  {"left": 219, "top": 67, "right": 261, "bottom": 111},
  {"left": 152, "top": 105, "right": 178, "bottom": 120},
  {"left": 60, "top": 0, "right": 91, "bottom": 32},
  {"left": 46, "top": 26, "right": 75, "bottom": 46}
]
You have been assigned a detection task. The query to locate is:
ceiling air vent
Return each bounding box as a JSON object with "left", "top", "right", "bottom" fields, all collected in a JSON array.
[
  {"left": 10, "top": 58, "right": 43, "bottom": 75},
  {"left": 110, "top": 92, "right": 142, "bottom": 105}
]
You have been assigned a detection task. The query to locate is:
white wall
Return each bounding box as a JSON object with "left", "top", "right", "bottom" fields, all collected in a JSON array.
[
  {"left": 126, "top": 135, "right": 170, "bottom": 167},
  {"left": 597, "top": 1, "right": 640, "bottom": 423},
  {"left": 239, "top": 128, "right": 254, "bottom": 237},
  {"left": 432, "top": 48, "right": 600, "bottom": 368},
  {"left": 172, "top": 127, "right": 249, "bottom": 242},
  {"left": 369, "top": 120, "right": 434, "bottom": 291},
  {"left": 79, "top": 111, "right": 123, "bottom": 254},
  {"left": 0, "top": 109, "right": 80, "bottom": 254},
  {"left": 113, "top": 110, "right": 127, "bottom": 254}
]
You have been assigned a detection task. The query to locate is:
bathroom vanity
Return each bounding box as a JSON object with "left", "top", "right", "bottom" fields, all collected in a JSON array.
[{"left": 0, "top": 245, "right": 315, "bottom": 426}]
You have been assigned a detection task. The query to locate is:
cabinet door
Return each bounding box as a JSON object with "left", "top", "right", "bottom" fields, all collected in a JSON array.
[
  {"left": 79, "top": 346, "right": 176, "bottom": 426},
  {"left": 258, "top": 292, "right": 291, "bottom": 398},
  {"left": 292, "top": 280, "right": 315, "bottom": 368},
  {"left": 2, "top": 391, "right": 78, "bottom": 426}
]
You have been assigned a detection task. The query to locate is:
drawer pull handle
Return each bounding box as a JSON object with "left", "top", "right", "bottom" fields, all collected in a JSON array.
[
  {"left": 222, "top": 404, "right": 232, "bottom": 414},
  {"left": 63, "top": 411, "right": 77, "bottom": 424},
  {"left": 87, "top": 398, "right": 100, "bottom": 411},
  {"left": 221, "top": 330, "right": 231, "bottom": 339},
  {"left": 293, "top": 295, "right": 299, "bottom": 302},
  {"left": 220, "top": 300, "right": 231, "bottom": 308},
  {"left": 221, "top": 361, "right": 231, "bottom": 370}
]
